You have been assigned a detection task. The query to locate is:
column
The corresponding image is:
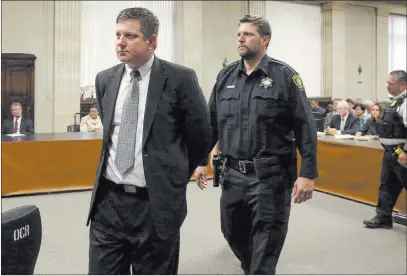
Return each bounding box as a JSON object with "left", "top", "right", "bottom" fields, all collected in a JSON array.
[
  {"left": 376, "top": 7, "right": 390, "bottom": 100},
  {"left": 321, "top": 1, "right": 346, "bottom": 99},
  {"left": 249, "top": 0, "right": 266, "bottom": 17},
  {"left": 174, "top": 1, "right": 204, "bottom": 88},
  {"left": 241, "top": 1, "right": 249, "bottom": 16},
  {"left": 54, "top": 1, "right": 81, "bottom": 132},
  {"left": 135, "top": 1, "right": 175, "bottom": 62}
]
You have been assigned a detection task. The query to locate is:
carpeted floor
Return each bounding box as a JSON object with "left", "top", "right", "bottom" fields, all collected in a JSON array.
[{"left": 2, "top": 181, "right": 406, "bottom": 275}]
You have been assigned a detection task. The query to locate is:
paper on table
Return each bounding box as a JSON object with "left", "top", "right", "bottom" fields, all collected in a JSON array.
[
  {"left": 5, "top": 133, "right": 26, "bottom": 137},
  {"left": 334, "top": 134, "right": 354, "bottom": 139}
]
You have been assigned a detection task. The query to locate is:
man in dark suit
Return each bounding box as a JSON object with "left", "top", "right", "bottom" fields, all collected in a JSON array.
[
  {"left": 1, "top": 102, "right": 34, "bottom": 134},
  {"left": 326, "top": 100, "right": 360, "bottom": 135},
  {"left": 86, "top": 7, "right": 211, "bottom": 275}
]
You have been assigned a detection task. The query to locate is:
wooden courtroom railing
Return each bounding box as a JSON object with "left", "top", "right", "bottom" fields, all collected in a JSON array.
[
  {"left": 303, "top": 135, "right": 406, "bottom": 213},
  {"left": 1, "top": 133, "right": 212, "bottom": 196},
  {"left": 2, "top": 133, "right": 405, "bottom": 214}
]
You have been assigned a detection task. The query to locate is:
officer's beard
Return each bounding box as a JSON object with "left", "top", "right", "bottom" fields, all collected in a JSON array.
[{"left": 239, "top": 45, "right": 262, "bottom": 61}]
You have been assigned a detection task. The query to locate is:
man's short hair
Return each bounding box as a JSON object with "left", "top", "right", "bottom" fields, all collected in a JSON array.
[
  {"left": 337, "top": 100, "right": 350, "bottom": 110},
  {"left": 239, "top": 14, "right": 272, "bottom": 38},
  {"left": 116, "top": 7, "right": 159, "bottom": 41},
  {"left": 10, "top": 102, "right": 22, "bottom": 110},
  {"left": 389, "top": 70, "right": 407, "bottom": 85}
]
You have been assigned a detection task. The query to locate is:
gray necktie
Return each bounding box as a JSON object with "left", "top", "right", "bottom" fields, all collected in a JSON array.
[
  {"left": 340, "top": 118, "right": 345, "bottom": 131},
  {"left": 115, "top": 69, "right": 141, "bottom": 175}
]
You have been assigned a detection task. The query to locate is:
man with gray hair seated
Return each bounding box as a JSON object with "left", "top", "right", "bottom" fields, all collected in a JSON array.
[
  {"left": 325, "top": 100, "right": 360, "bottom": 135},
  {"left": 1, "top": 102, "right": 34, "bottom": 134}
]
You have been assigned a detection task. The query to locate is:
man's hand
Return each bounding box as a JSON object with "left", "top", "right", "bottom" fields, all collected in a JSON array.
[
  {"left": 195, "top": 166, "right": 208, "bottom": 190},
  {"left": 398, "top": 151, "right": 407, "bottom": 167},
  {"left": 325, "top": 127, "right": 338, "bottom": 135},
  {"left": 292, "top": 177, "right": 314, "bottom": 204}
]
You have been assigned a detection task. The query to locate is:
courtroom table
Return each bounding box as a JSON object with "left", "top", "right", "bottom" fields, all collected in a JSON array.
[
  {"left": 310, "top": 135, "right": 406, "bottom": 213},
  {"left": 2, "top": 133, "right": 103, "bottom": 196},
  {"left": 1, "top": 132, "right": 213, "bottom": 197}
]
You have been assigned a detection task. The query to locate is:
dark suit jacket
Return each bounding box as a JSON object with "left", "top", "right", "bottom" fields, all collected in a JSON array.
[
  {"left": 86, "top": 56, "right": 212, "bottom": 239},
  {"left": 360, "top": 117, "right": 379, "bottom": 136},
  {"left": 1, "top": 118, "right": 34, "bottom": 134},
  {"left": 329, "top": 113, "right": 360, "bottom": 135}
]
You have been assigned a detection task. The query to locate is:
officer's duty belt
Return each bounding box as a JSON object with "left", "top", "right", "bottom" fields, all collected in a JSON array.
[
  {"left": 381, "top": 143, "right": 405, "bottom": 151},
  {"left": 227, "top": 157, "right": 255, "bottom": 174}
]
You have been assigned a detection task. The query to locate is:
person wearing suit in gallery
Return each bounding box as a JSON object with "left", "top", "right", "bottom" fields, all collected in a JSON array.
[
  {"left": 86, "top": 7, "right": 212, "bottom": 275},
  {"left": 2, "top": 102, "right": 34, "bottom": 134}
]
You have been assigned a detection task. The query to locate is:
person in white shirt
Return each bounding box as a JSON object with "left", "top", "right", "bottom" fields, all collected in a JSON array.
[
  {"left": 86, "top": 7, "right": 211, "bottom": 275},
  {"left": 80, "top": 104, "right": 103, "bottom": 133}
]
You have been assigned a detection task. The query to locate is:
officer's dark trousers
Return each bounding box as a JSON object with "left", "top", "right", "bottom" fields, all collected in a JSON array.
[
  {"left": 88, "top": 181, "right": 180, "bottom": 275},
  {"left": 220, "top": 168, "right": 292, "bottom": 275},
  {"left": 376, "top": 149, "right": 407, "bottom": 218}
]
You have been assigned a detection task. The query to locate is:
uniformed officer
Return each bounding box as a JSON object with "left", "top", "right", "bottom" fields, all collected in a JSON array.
[
  {"left": 194, "top": 15, "right": 318, "bottom": 274},
  {"left": 364, "top": 70, "right": 407, "bottom": 229}
]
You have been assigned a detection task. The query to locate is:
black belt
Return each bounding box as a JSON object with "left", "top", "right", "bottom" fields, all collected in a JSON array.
[
  {"left": 227, "top": 157, "right": 255, "bottom": 174},
  {"left": 381, "top": 143, "right": 405, "bottom": 151},
  {"left": 101, "top": 176, "right": 148, "bottom": 200}
]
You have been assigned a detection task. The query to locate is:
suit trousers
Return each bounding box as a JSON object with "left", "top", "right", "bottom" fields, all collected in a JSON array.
[
  {"left": 88, "top": 178, "right": 180, "bottom": 275},
  {"left": 376, "top": 149, "right": 407, "bottom": 218},
  {"left": 220, "top": 167, "right": 292, "bottom": 275}
]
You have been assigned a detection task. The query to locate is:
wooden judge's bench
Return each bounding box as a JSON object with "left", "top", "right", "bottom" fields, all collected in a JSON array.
[{"left": 1, "top": 133, "right": 405, "bottom": 213}]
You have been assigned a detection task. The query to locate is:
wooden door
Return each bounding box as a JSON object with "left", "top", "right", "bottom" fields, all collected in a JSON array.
[{"left": 1, "top": 53, "right": 36, "bottom": 123}]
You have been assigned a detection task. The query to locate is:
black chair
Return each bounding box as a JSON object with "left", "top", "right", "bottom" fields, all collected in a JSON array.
[
  {"left": 312, "top": 112, "right": 324, "bottom": 120},
  {"left": 314, "top": 118, "right": 324, "bottom": 132},
  {"left": 1, "top": 205, "right": 42, "bottom": 275}
]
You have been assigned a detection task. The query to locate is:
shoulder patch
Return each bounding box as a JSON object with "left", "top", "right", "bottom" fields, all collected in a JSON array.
[
  {"left": 292, "top": 74, "right": 304, "bottom": 91},
  {"left": 390, "top": 100, "right": 397, "bottom": 107}
]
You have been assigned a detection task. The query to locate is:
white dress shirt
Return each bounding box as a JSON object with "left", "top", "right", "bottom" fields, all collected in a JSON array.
[
  {"left": 104, "top": 56, "right": 154, "bottom": 187},
  {"left": 336, "top": 112, "right": 349, "bottom": 135},
  {"left": 380, "top": 89, "right": 407, "bottom": 145}
]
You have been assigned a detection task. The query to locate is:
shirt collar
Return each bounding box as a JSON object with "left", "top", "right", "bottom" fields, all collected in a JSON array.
[
  {"left": 124, "top": 55, "right": 154, "bottom": 80},
  {"left": 341, "top": 112, "right": 349, "bottom": 121},
  {"left": 393, "top": 89, "right": 406, "bottom": 100},
  {"left": 238, "top": 54, "right": 270, "bottom": 76}
]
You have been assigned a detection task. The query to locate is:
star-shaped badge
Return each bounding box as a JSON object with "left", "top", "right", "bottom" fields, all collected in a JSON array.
[{"left": 260, "top": 77, "right": 273, "bottom": 89}]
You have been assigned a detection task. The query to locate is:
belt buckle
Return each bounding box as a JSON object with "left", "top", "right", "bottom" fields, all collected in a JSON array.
[
  {"left": 238, "top": 160, "right": 246, "bottom": 174},
  {"left": 123, "top": 185, "right": 138, "bottom": 194}
]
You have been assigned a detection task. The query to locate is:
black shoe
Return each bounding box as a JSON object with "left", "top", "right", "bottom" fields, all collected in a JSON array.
[{"left": 363, "top": 216, "right": 393, "bottom": 229}]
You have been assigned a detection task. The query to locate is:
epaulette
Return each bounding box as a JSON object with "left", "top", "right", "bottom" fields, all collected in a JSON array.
[
  {"left": 270, "top": 58, "right": 297, "bottom": 74},
  {"left": 223, "top": 60, "right": 239, "bottom": 70}
]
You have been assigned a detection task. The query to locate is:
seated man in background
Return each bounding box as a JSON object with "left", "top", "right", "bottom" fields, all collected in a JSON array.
[
  {"left": 80, "top": 104, "right": 103, "bottom": 133},
  {"left": 363, "top": 99, "right": 374, "bottom": 118},
  {"left": 355, "top": 103, "right": 383, "bottom": 138},
  {"left": 324, "top": 98, "right": 341, "bottom": 128},
  {"left": 310, "top": 99, "right": 326, "bottom": 114},
  {"left": 326, "top": 100, "right": 360, "bottom": 135},
  {"left": 1, "top": 102, "right": 34, "bottom": 134},
  {"left": 346, "top": 98, "right": 356, "bottom": 114}
]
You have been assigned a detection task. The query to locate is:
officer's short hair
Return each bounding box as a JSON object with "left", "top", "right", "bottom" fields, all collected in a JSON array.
[
  {"left": 239, "top": 15, "right": 272, "bottom": 38},
  {"left": 389, "top": 70, "right": 407, "bottom": 85},
  {"left": 116, "top": 7, "right": 159, "bottom": 41}
]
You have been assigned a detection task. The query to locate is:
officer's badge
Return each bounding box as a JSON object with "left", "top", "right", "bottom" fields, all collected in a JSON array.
[
  {"left": 292, "top": 74, "right": 304, "bottom": 91},
  {"left": 260, "top": 77, "right": 273, "bottom": 89}
]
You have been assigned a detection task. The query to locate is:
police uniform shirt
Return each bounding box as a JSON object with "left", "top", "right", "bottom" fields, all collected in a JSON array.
[
  {"left": 207, "top": 54, "right": 318, "bottom": 179},
  {"left": 380, "top": 89, "right": 407, "bottom": 146}
]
